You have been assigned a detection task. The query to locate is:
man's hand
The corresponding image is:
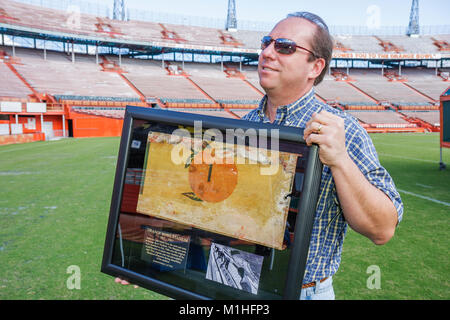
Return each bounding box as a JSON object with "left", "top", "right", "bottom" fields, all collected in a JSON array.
[
  {"left": 115, "top": 277, "right": 139, "bottom": 288},
  {"left": 303, "top": 111, "right": 348, "bottom": 169}
]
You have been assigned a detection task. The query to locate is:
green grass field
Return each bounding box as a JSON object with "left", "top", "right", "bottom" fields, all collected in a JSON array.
[{"left": 0, "top": 133, "right": 449, "bottom": 300}]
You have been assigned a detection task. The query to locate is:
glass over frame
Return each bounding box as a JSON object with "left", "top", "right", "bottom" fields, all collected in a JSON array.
[{"left": 101, "top": 107, "right": 322, "bottom": 300}]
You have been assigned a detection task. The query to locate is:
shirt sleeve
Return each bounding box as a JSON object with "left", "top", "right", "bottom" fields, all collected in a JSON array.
[{"left": 344, "top": 116, "right": 404, "bottom": 224}]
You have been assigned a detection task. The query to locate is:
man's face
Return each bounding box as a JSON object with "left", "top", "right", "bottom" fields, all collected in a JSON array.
[{"left": 258, "top": 17, "right": 318, "bottom": 101}]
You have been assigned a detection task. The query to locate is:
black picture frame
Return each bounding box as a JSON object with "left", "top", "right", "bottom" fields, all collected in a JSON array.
[{"left": 101, "top": 106, "right": 323, "bottom": 300}]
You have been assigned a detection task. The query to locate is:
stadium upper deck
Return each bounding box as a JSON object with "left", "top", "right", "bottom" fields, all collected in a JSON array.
[{"left": 1, "top": 0, "right": 450, "bottom": 59}]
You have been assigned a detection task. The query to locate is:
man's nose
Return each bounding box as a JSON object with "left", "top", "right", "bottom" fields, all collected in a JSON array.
[{"left": 261, "top": 40, "right": 277, "bottom": 60}]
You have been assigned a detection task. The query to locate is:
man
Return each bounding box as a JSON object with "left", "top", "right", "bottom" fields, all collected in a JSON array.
[{"left": 242, "top": 12, "right": 403, "bottom": 300}]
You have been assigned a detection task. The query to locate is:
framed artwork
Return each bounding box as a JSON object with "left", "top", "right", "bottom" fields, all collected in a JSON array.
[{"left": 101, "top": 106, "right": 323, "bottom": 300}]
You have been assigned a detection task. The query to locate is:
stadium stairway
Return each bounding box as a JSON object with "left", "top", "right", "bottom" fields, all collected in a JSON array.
[
  {"left": 242, "top": 79, "right": 264, "bottom": 96},
  {"left": 2, "top": 55, "right": 39, "bottom": 99},
  {"left": 399, "top": 111, "right": 440, "bottom": 132},
  {"left": 99, "top": 55, "right": 161, "bottom": 108},
  {"left": 159, "top": 23, "right": 187, "bottom": 43},
  {"left": 0, "top": 50, "right": 65, "bottom": 112},
  {"left": 184, "top": 76, "right": 221, "bottom": 107},
  {"left": 345, "top": 82, "right": 380, "bottom": 104},
  {"left": 401, "top": 82, "right": 438, "bottom": 104},
  {"left": 223, "top": 63, "right": 264, "bottom": 98}
]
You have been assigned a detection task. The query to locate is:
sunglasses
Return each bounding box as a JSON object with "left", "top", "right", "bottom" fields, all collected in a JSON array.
[{"left": 261, "top": 36, "right": 317, "bottom": 58}]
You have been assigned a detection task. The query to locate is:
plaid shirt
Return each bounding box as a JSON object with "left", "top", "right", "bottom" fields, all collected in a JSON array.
[{"left": 242, "top": 88, "right": 403, "bottom": 284}]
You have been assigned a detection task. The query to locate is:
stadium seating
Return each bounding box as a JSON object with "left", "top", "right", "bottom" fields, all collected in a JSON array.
[
  {"left": 0, "top": 0, "right": 448, "bottom": 139},
  {"left": 432, "top": 34, "right": 450, "bottom": 49},
  {"left": 0, "top": 46, "right": 139, "bottom": 102},
  {"left": 333, "top": 35, "right": 384, "bottom": 53},
  {"left": 401, "top": 110, "right": 440, "bottom": 127},
  {"left": 166, "top": 108, "right": 239, "bottom": 119},
  {"left": 109, "top": 18, "right": 169, "bottom": 43},
  {"left": 71, "top": 106, "right": 125, "bottom": 119},
  {"left": 228, "top": 109, "right": 252, "bottom": 119},
  {"left": 1, "top": 0, "right": 100, "bottom": 38},
  {"left": 188, "top": 76, "right": 262, "bottom": 106},
  {"left": 346, "top": 110, "right": 414, "bottom": 127},
  {"left": 0, "top": 43, "right": 444, "bottom": 132},
  {"left": 0, "top": 61, "right": 32, "bottom": 99},
  {"left": 401, "top": 67, "right": 450, "bottom": 103},
  {"left": 123, "top": 70, "right": 213, "bottom": 104},
  {"left": 240, "top": 65, "right": 264, "bottom": 93},
  {"left": 3, "top": 0, "right": 449, "bottom": 55},
  {"left": 379, "top": 35, "right": 438, "bottom": 53},
  {"left": 349, "top": 68, "right": 434, "bottom": 105},
  {"left": 0, "top": 0, "right": 245, "bottom": 49},
  {"left": 315, "top": 74, "right": 377, "bottom": 106},
  {"left": 159, "top": 23, "right": 238, "bottom": 47},
  {"left": 235, "top": 30, "right": 266, "bottom": 49}
]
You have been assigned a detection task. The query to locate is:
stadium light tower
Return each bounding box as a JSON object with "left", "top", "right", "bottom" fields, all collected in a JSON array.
[
  {"left": 407, "top": 0, "right": 420, "bottom": 37},
  {"left": 113, "top": 0, "right": 125, "bottom": 21},
  {"left": 226, "top": 0, "right": 237, "bottom": 32}
]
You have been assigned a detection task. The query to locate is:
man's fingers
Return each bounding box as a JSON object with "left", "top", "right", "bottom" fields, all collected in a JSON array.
[
  {"left": 314, "top": 111, "right": 340, "bottom": 128},
  {"left": 305, "top": 111, "right": 344, "bottom": 137},
  {"left": 304, "top": 111, "right": 331, "bottom": 139},
  {"left": 305, "top": 132, "right": 323, "bottom": 146},
  {"left": 304, "top": 122, "right": 324, "bottom": 139},
  {"left": 115, "top": 277, "right": 138, "bottom": 288}
]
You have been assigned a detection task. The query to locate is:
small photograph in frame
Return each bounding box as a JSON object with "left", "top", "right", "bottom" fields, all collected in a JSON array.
[
  {"left": 206, "top": 242, "right": 264, "bottom": 295},
  {"left": 101, "top": 106, "right": 323, "bottom": 300}
]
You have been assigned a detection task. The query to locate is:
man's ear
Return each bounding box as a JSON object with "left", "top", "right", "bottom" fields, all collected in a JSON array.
[{"left": 309, "top": 57, "right": 326, "bottom": 80}]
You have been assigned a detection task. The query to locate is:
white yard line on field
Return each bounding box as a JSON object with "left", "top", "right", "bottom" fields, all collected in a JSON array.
[
  {"left": 0, "top": 171, "right": 34, "bottom": 175},
  {"left": 415, "top": 183, "right": 433, "bottom": 189},
  {"left": 398, "top": 189, "right": 450, "bottom": 207}
]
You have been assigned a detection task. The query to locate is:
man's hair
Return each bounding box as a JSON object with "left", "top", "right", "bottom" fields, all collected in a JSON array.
[{"left": 286, "top": 12, "right": 334, "bottom": 86}]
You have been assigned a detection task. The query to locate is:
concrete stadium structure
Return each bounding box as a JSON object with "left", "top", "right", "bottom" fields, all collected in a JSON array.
[{"left": 0, "top": 0, "right": 449, "bottom": 144}]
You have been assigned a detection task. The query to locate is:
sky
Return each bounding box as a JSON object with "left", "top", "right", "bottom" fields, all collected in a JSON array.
[{"left": 94, "top": 0, "right": 450, "bottom": 27}]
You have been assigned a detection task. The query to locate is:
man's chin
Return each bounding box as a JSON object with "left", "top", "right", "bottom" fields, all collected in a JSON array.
[{"left": 258, "top": 79, "right": 274, "bottom": 93}]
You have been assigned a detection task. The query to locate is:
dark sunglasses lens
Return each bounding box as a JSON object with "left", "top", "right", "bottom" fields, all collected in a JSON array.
[
  {"left": 261, "top": 36, "right": 272, "bottom": 49},
  {"left": 274, "top": 39, "right": 296, "bottom": 54}
]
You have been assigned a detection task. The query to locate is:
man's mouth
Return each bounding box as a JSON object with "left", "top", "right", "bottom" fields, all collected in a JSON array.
[{"left": 261, "top": 66, "right": 278, "bottom": 72}]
